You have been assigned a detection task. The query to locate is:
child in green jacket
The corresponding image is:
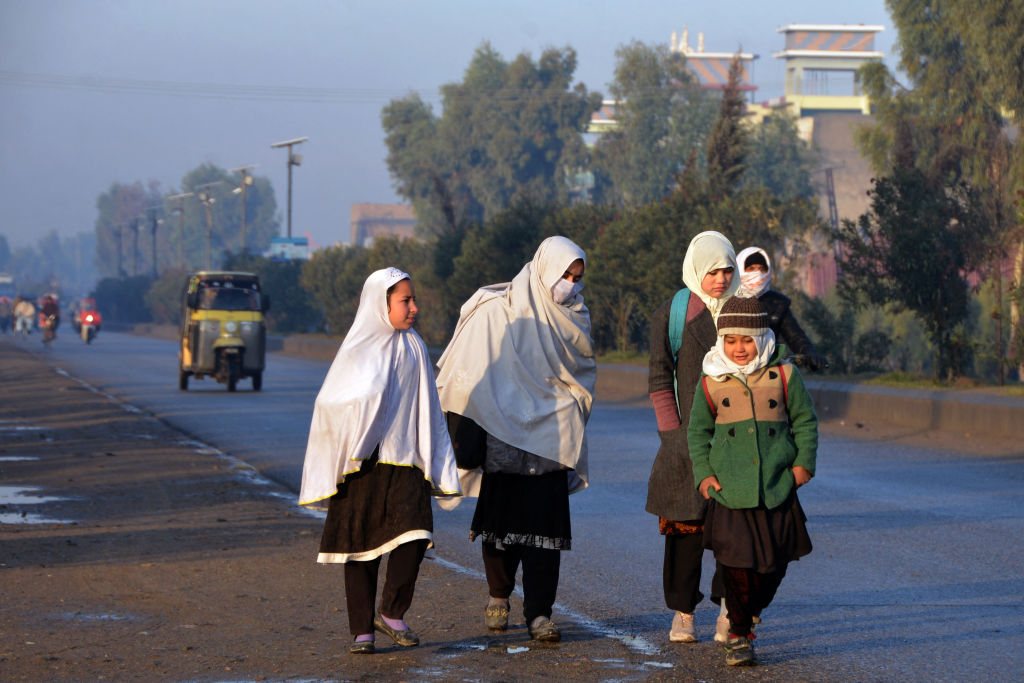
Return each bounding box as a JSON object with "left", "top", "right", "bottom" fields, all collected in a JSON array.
[{"left": 688, "top": 295, "right": 817, "bottom": 667}]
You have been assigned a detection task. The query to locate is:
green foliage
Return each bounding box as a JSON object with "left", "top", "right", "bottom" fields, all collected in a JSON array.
[
  {"left": 301, "top": 244, "right": 369, "bottom": 338},
  {"left": 706, "top": 56, "right": 750, "bottom": 198},
  {"left": 743, "top": 111, "right": 818, "bottom": 201},
  {"left": 382, "top": 43, "right": 602, "bottom": 241},
  {"left": 833, "top": 168, "right": 985, "bottom": 378},
  {"left": 91, "top": 275, "right": 154, "bottom": 323},
  {"left": 222, "top": 253, "right": 322, "bottom": 334},
  {"left": 143, "top": 268, "right": 189, "bottom": 325},
  {"left": 590, "top": 41, "right": 717, "bottom": 205}
]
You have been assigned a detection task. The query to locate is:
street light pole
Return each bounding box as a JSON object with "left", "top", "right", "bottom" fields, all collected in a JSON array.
[
  {"left": 270, "top": 137, "right": 308, "bottom": 238},
  {"left": 230, "top": 164, "right": 257, "bottom": 253},
  {"left": 167, "top": 192, "right": 193, "bottom": 269}
]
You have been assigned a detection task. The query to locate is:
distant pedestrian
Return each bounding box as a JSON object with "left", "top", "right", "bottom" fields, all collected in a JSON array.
[
  {"left": 298, "top": 267, "right": 461, "bottom": 655},
  {"left": 0, "top": 296, "right": 12, "bottom": 334},
  {"left": 646, "top": 230, "right": 738, "bottom": 644},
  {"left": 436, "top": 236, "right": 596, "bottom": 643},
  {"left": 688, "top": 295, "right": 817, "bottom": 666},
  {"left": 735, "top": 246, "right": 828, "bottom": 371}
]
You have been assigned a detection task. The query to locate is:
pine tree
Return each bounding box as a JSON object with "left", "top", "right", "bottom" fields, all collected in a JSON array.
[{"left": 705, "top": 56, "right": 749, "bottom": 198}]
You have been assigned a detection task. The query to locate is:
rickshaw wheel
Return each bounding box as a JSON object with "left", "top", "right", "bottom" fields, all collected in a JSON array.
[
  {"left": 252, "top": 372, "right": 262, "bottom": 392},
  {"left": 227, "top": 357, "right": 241, "bottom": 392},
  {"left": 178, "top": 369, "right": 189, "bottom": 391}
]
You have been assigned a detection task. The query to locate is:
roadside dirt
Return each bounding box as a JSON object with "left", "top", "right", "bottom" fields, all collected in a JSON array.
[{"left": 0, "top": 341, "right": 728, "bottom": 682}]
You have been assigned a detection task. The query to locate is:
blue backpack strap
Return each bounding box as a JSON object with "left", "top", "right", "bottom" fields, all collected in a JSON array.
[
  {"left": 669, "top": 288, "right": 691, "bottom": 363},
  {"left": 669, "top": 288, "right": 691, "bottom": 411}
]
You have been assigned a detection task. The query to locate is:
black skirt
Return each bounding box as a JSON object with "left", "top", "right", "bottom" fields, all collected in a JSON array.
[
  {"left": 470, "top": 470, "right": 572, "bottom": 550},
  {"left": 318, "top": 455, "right": 433, "bottom": 563},
  {"left": 703, "top": 491, "right": 812, "bottom": 573}
]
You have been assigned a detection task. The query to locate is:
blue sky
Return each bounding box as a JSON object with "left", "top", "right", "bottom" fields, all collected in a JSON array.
[{"left": 0, "top": 0, "right": 896, "bottom": 250}]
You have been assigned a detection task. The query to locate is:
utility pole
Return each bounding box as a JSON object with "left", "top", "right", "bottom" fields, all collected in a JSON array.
[
  {"left": 230, "top": 165, "right": 257, "bottom": 253},
  {"left": 194, "top": 182, "right": 221, "bottom": 270},
  {"left": 130, "top": 217, "right": 140, "bottom": 276},
  {"left": 168, "top": 192, "right": 193, "bottom": 270},
  {"left": 270, "top": 137, "right": 307, "bottom": 238},
  {"left": 147, "top": 206, "right": 163, "bottom": 278},
  {"left": 113, "top": 224, "right": 125, "bottom": 277}
]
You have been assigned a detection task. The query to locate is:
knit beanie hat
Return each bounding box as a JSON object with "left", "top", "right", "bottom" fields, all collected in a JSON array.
[{"left": 716, "top": 296, "right": 768, "bottom": 337}]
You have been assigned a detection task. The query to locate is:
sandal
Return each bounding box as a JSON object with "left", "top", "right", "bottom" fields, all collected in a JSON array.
[{"left": 485, "top": 600, "right": 510, "bottom": 631}]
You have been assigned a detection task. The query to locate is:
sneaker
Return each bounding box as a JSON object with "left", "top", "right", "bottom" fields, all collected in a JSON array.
[
  {"left": 528, "top": 616, "right": 561, "bottom": 642},
  {"left": 714, "top": 612, "right": 730, "bottom": 643},
  {"left": 724, "top": 635, "right": 757, "bottom": 667},
  {"left": 669, "top": 611, "right": 697, "bottom": 643},
  {"left": 485, "top": 600, "right": 510, "bottom": 631}
]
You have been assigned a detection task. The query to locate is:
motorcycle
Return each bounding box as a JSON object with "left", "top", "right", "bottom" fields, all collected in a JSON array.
[
  {"left": 75, "top": 298, "right": 102, "bottom": 344},
  {"left": 80, "top": 311, "right": 100, "bottom": 343},
  {"left": 41, "top": 314, "right": 57, "bottom": 347}
]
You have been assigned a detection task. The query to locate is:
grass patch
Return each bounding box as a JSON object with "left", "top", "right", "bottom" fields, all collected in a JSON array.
[{"left": 596, "top": 350, "right": 648, "bottom": 366}]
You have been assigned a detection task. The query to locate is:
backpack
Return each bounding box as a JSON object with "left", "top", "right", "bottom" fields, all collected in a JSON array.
[{"left": 668, "top": 288, "right": 690, "bottom": 414}]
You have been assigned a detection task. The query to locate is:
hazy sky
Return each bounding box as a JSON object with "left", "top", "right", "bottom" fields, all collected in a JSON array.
[{"left": 0, "top": 0, "right": 896, "bottom": 251}]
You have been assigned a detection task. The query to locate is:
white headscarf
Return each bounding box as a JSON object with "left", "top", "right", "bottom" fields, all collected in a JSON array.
[
  {"left": 702, "top": 328, "right": 777, "bottom": 380},
  {"left": 298, "top": 267, "right": 461, "bottom": 505},
  {"left": 435, "top": 236, "right": 596, "bottom": 495},
  {"left": 681, "top": 231, "right": 740, "bottom": 321},
  {"left": 736, "top": 246, "right": 772, "bottom": 298}
]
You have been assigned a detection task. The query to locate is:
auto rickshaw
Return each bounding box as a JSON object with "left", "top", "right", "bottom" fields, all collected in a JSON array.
[{"left": 178, "top": 271, "right": 270, "bottom": 392}]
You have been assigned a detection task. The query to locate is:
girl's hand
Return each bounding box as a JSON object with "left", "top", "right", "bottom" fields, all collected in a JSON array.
[
  {"left": 699, "top": 476, "right": 722, "bottom": 500},
  {"left": 792, "top": 466, "right": 812, "bottom": 487}
]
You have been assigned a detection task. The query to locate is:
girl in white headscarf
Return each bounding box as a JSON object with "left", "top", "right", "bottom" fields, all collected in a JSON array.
[
  {"left": 435, "top": 236, "right": 596, "bottom": 643},
  {"left": 735, "top": 246, "right": 828, "bottom": 372},
  {"left": 299, "top": 267, "right": 461, "bottom": 655},
  {"left": 645, "top": 230, "right": 739, "bottom": 645}
]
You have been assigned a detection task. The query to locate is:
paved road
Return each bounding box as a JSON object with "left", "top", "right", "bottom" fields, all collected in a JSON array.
[{"left": 14, "top": 330, "right": 1024, "bottom": 680}]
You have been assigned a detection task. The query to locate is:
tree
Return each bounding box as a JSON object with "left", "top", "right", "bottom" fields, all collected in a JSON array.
[
  {"left": 743, "top": 110, "right": 817, "bottom": 201},
  {"left": 94, "top": 181, "right": 164, "bottom": 279},
  {"left": 705, "top": 56, "right": 750, "bottom": 199},
  {"left": 382, "top": 43, "right": 602, "bottom": 241},
  {"left": 859, "top": 0, "right": 1023, "bottom": 380},
  {"left": 173, "top": 164, "right": 279, "bottom": 270},
  {"left": 833, "top": 167, "right": 985, "bottom": 379},
  {"left": 590, "top": 41, "right": 717, "bottom": 205}
]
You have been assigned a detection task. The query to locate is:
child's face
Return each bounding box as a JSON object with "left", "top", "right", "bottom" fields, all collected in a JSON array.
[
  {"left": 744, "top": 263, "right": 768, "bottom": 273},
  {"left": 387, "top": 279, "right": 418, "bottom": 330},
  {"left": 723, "top": 334, "right": 758, "bottom": 366},
  {"left": 700, "top": 267, "right": 734, "bottom": 298}
]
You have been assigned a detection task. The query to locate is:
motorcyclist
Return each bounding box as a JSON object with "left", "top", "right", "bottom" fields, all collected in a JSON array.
[
  {"left": 77, "top": 298, "right": 102, "bottom": 333},
  {"left": 40, "top": 294, "right": 60, "bottom": 338},
  {"left": 13, "top": 296, "right": 35, "bottom": 335}
]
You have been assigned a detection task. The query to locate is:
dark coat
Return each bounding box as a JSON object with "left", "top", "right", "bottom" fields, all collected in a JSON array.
[
  {"left": 645, "top": 295, "right": 716, "bottom": 522},
  {"left": 760, "top": 290, "right": 815, "bottom": 358}
]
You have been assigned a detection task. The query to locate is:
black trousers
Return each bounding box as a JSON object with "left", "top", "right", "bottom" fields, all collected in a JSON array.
[
  {"left": 482, "top": 542, "right": 560, "bottom": 624},
  {"left": 343, "top": 540, "right": 428, "bottom": 635},
  {"left": 721, "top": 564, "right": 787, "bottom": 637},
  {"left": 663, "top": 532, "right": 725, "bottom": 613}
]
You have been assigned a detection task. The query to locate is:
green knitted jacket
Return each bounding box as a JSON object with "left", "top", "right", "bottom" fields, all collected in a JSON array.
[{"left": 687, "top": 349, "right": 818, "bottom": 510}]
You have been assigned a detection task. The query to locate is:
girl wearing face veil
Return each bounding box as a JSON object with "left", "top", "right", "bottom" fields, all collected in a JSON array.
[
  {"left": 299, "top": 267, "right": 461, "bottom": 655},
  {"left": 435, "top": 236, "right": 596, "bottom": 643},
  {"left": 645, "top": 231, "right": 740, "bottom": 644}
]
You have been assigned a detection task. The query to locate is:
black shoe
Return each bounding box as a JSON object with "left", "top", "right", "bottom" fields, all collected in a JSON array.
[
  {"left": 374, "top": 612, "right": 420, "bottom": 647},
  {"left": 350, "top": 639, "right": 375, "bottom": 655},
  {"left": 724, "top": 635, "right": 757, "bottom": 666}
]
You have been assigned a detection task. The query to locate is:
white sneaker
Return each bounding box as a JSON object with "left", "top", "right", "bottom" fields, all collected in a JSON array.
[
  {"left": 714, "top": 612, "right": 730, "bottom": 643},
  {"left": 669, "top": 611, "right": 697, "bottom": 643}
]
